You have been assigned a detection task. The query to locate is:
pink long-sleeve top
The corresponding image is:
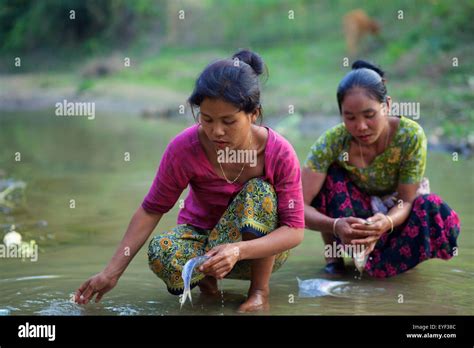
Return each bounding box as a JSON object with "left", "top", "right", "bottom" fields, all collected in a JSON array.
[{"left": 142, "top": 124, "right": 305, "bottom": 230}]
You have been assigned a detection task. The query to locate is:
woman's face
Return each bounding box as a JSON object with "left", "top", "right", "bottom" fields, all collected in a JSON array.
[
  {"left": 198, "top": 98, "right": 257, "bottom": 150},
  {"left": 341, "top": 87, "right": 391, "bottom": 145}
]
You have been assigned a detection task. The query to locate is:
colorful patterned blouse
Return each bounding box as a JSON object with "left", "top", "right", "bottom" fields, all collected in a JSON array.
[{"left": 304, "top": 116, "right": 427, "bottom": 196}]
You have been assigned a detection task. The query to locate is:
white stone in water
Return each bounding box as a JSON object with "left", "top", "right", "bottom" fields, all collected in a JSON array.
[{"left": 3, "top": 231, "right": 22, "bottom": 247}]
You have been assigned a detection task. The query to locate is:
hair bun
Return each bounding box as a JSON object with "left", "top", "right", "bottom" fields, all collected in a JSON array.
[
  {"left": 352, "top": 59, "right": 385, "bottom": 78},
  {"left": 232, "top": 49, "right": 264, "bottom": 75}
]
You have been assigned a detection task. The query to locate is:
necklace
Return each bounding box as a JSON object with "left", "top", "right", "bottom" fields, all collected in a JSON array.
[
  {"left": 216, "top": 128, "right": 253, "bottom": 184},
  {"left": 358, "top": 121, "right": 390, "bottom": 168}
]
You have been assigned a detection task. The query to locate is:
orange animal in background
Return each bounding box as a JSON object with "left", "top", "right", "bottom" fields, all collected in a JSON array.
[{"left": 343, "top": 9, "right": 381, "bottom": 56}]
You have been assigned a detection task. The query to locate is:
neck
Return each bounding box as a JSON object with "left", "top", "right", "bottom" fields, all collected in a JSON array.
[
  {"left": 360, "top": 119, "right": 390, "bottom": 152},
  {"left": 238, "top": 125, "right": 257, "bottom": 151},
  {"left": 377, "top": 119, "right": 391, "bottom": 150}
]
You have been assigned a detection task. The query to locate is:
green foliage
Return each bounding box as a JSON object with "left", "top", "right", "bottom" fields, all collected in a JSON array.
[
  {"left": 0, "top": 0, "right": 472, "bottom": 141},
  {"left": 1, "top": 0, "right": 471, "bottom": 61},
  {"left": 0, "top": 0, "right": 166, "bottom": 52},
  {"left": 76, "top": 78, "right": 94, "bottom": 94}
]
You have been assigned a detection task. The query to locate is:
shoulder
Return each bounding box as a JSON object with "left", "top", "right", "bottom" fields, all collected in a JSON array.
[
  {"left": 266, "top": 128, "right": 302, "bottom": 184},
  {"left": 266, "top": 127, "right": 299, "bottom": 160},
  {"left": 165, "top": 124, "right": 200, "bottom": 156},
  {"left": 398, "top": 117, "right": 427, "bottom": 148},
  {"left": 268, "top": 127, "right": 294, "bottom": 149},
  {"left": 319, "top": 123, "right": 348, "bottom": 142},
  {"left": 303, "top": 123, "right": 348, "bottom": 172},
  {"left": 265, "top": 127, "right": 301, "bottom": 175},
  {"left": 310, "top": 122, "right": 349, "bottom": 152},
  {"left": 399, "top": 116, "right": 426, "bottom": 139}
]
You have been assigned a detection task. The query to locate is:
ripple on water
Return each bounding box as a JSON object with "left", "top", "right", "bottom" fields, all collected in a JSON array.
[
  {"left": 328, "top": 284, "right": 386, "bottom": 298},
  {"left": 450, "top": 269, "right": 474, "bottom": 276},
  {"left": 35, "top": 299, "right": 84, "bottom": 316},
  {"left": 1, "top": 274, "right": 163, "bottom": 315},
  {"left": 0, "top": 307, "right": 19, "bottom": 315},
  {"left": 104, "top": 305, "right": 140, "bottom": 316}
]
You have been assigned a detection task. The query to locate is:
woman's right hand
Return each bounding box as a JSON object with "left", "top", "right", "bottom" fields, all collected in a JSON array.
[
  {"left": 75, "top": 271, "right": 119, "bottom": 305},
  {"left": 334, "top": 217, "right": 375, "bottom": 245}
]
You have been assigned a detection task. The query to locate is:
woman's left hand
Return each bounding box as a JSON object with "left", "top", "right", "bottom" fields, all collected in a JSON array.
[
  {"left": 199, "top": 243, "right": 241, "bottom": 279},
  {"left": 349, "top": 213, "right": 391, "bottom": 253}
]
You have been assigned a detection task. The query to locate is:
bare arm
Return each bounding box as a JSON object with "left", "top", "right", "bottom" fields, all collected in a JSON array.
[
  {"left": 104, "top": 206, "right": 163, "bottom": 279},
  {"left": 237, "top": 225, "right": 304, "bottom": 260},
  {"left": 301, "top": 167, "right": 369, "bottom": 246},
  {"left": 385, "top": 183, "right": 418, "bottom": 228},
  {"left": 302, "top": 167, "right": 335, "bottom": 235},
  {"left": 75, "top": 206, "right": 162, "bottom": 304}
]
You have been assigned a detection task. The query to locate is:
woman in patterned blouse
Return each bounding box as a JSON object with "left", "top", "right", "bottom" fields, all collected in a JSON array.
[{"left": 302, "top": 60, "right": 460, "bottom": 277}]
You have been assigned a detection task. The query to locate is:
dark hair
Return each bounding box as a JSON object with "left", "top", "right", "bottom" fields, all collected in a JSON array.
[
  {"left": 188, "top": 49, "right": 266, "bottom": 119},
  {"left": 336, "top": 60, "right": 387, "bottom": 114}
]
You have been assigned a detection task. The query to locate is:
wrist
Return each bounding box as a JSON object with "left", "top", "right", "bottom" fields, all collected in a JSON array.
[
  {"left": 234, "top": 242, "right": 245, "bottom": 261},
  {"left": 103, "top": 265, "right": 123, "bottom": 280},
  {"left": 382, "top": 215, "right": 394, "bottom": 234},
  {"left": 332, "top": 218, "right": 342, "bottom": 238}
]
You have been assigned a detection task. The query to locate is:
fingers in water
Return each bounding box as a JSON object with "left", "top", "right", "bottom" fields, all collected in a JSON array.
[
  {"left": 95, "top": 292, "right": 104, "bottom": 303},
  {"left": 75, "top": 281, "right": 89, "bottom": 303},
  {"left": 81, "top": 284, "right": 97, "bottom": 304}
]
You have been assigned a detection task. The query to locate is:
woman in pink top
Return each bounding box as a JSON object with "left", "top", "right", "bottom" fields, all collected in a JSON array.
[{"left": 75, "top": 50, "right": 304, "bottom": 313}]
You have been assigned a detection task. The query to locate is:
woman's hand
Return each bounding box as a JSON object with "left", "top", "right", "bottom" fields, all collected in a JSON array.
[
  {"left": 349, "top": 213, "right": 391, "bottom": 253},
  {"left": 335, "top": 217, "right": 378, "bottom": 245},
  {"left": 75, "top": 271, "right": 119, "bottom": 305},
  {"left": 199, "top": 243, "right": 241, "bottom": 280}
]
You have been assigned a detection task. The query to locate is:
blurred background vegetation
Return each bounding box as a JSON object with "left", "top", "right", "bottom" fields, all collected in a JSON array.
[{"left": 0, "top": 0, "right": 473, "bottom": 145}]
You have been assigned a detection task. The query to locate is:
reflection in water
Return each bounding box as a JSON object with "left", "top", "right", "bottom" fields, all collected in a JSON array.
[{"left": 329, "top": 284, "right": 386, "bottom": 298}]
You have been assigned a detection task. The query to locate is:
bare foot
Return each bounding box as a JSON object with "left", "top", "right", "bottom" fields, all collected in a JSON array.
[
  {"left": 198, "top": 276, "right": 219, "bottom": 296},
  {"left": 237, "top": 289, "right": 269, "bottom": 313}
]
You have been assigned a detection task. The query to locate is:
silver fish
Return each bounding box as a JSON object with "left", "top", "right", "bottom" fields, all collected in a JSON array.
[
  {"left": 297, "top": 277, "right": 349, "bottom": 297},
  {"left": 180, "top": 255, "right": 210, "bottom": 308},
  {"left": 353, "top": 251, "right": 369, "bottom": 274}
]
